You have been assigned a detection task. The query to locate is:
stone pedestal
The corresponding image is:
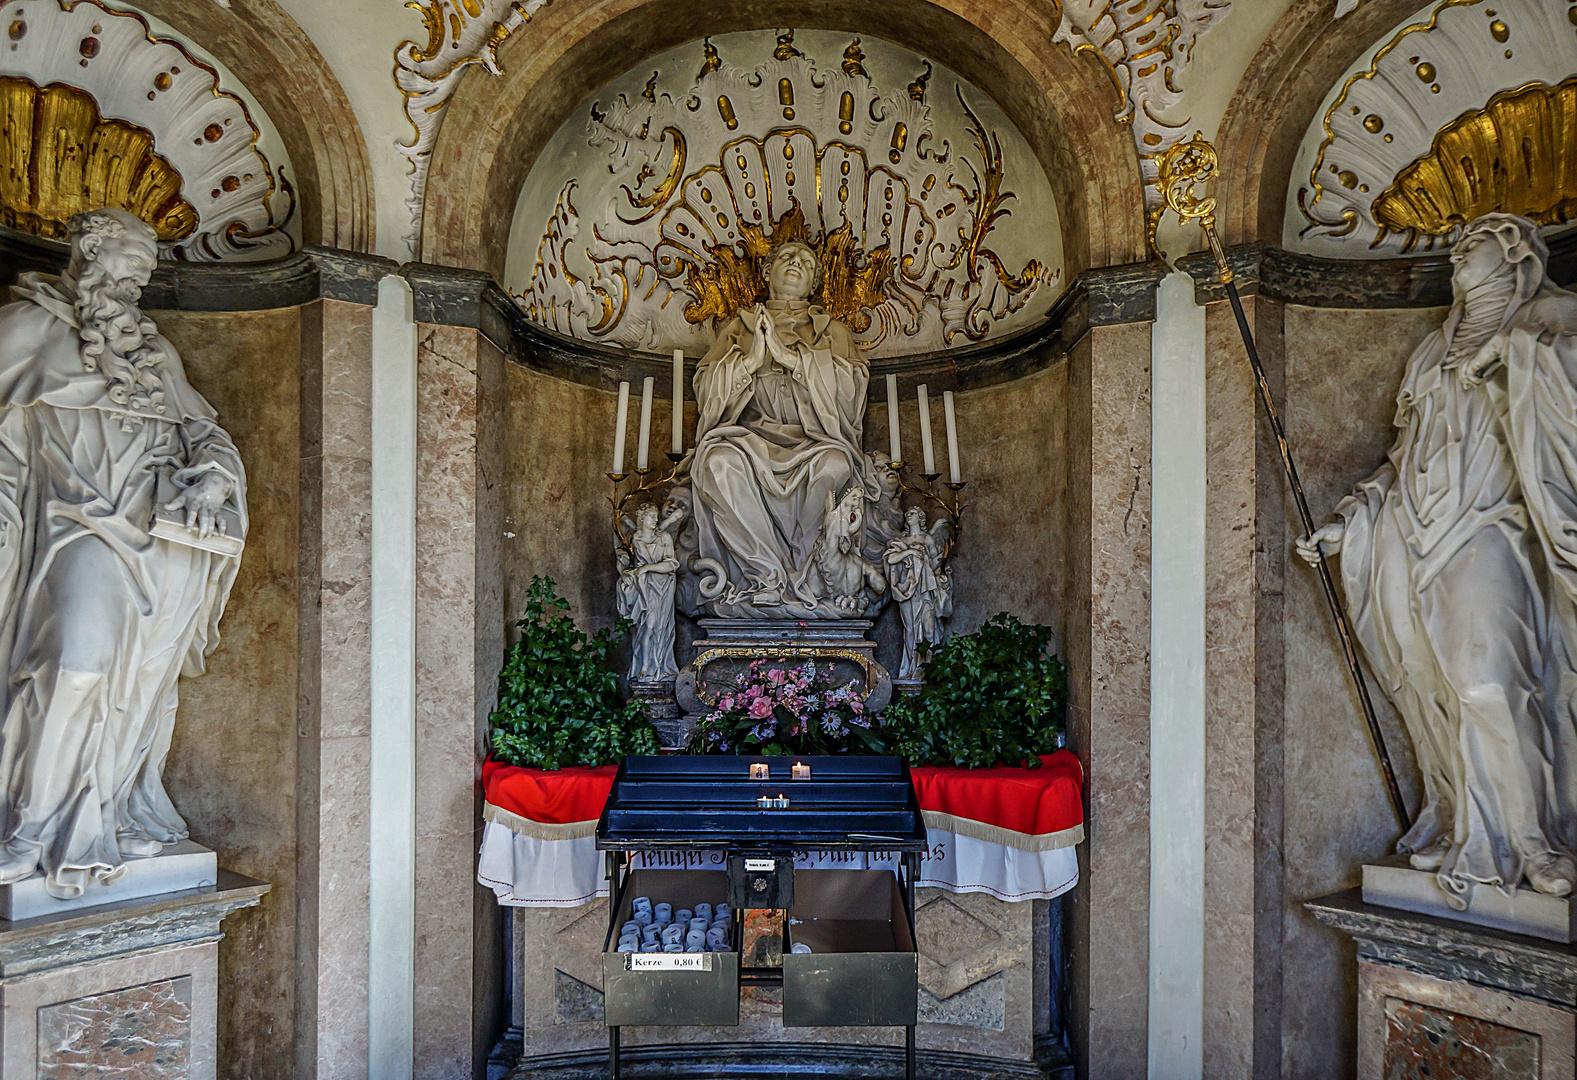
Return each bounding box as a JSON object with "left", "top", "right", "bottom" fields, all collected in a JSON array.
[
  {"left": 1363, "top": 855, "right": 1576, "bottom": 944},
  {"left": 0, "top": 840, "right": 219, "bottom": 922},
  {"left": 1309, "top": 889, "right": 1577, "bottom": 1080},
  {"left": 675, "top": 618, "right": 892, "bottom": 718}
]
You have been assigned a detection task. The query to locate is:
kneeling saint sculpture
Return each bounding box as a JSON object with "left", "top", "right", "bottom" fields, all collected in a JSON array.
[
  {"left": 0, "top": 209, "right": 247, "bottom": 899},
  {"left": 1299, "top": 213, "right": 1577, "bottom": 904},
  {"left": 684, "top": 239, "right": 884, "bottom": 618}
]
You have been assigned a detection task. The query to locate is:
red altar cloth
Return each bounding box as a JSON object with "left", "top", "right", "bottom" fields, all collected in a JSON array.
[{"left": 481, "top": 751, "right": 1083, "bottom": 848}]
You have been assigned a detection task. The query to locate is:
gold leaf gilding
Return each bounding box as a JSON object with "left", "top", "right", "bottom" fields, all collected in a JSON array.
[
  {"left": 1373, "top": 77, "right": 1577, "bottom": 235},
  {"left": 0, "top": 77, "right": 195, "bottom": 242}
]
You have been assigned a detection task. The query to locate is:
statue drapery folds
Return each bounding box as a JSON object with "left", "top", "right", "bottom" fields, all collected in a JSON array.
[{"left": 1301, "top": 214, "right": 1577, "bottom": 903}]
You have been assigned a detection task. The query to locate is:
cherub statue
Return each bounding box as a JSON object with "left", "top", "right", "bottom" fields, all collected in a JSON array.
[
  {"left": 885, "top": 506, "right": 954, "bottom": 680},
  {"left": 807, "top": 485, "right": 887, "bottom": 614},
  {"left": 863, "top": 450, "right": 904, "bottom": 558},
  {"left": 617, "top": 501, "right": 684, "bottom": 682}
]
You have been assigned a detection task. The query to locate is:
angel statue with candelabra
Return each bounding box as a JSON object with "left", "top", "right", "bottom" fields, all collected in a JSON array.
[
  {"left": 885, "top": 507, "right": 954, "bottom": 681},
  {"left": 616, "top": 501, "right": 685, "bottom": 682}
]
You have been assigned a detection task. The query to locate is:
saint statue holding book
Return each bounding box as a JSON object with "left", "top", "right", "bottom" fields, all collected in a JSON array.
[{"left": 0, "top": 209, "right": 246, "bottom": 899}]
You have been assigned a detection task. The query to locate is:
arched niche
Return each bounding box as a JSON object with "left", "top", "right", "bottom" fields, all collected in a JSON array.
[
  {"left": 503, "top": 29, "right": 1066, "bottom": 359},
  {"left": 1212, "top": 0, "right": 1435, "bottom": 247},
  {"left": 112, "top": 0, "right": 376, "bottom": 251},
  {"left": 419, "top": 0, "right": 1148, "bottom": 279}
]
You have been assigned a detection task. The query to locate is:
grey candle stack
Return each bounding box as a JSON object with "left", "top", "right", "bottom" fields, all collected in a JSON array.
[{"left": 615, "top": 897, "right": 733, "bottom": 953}]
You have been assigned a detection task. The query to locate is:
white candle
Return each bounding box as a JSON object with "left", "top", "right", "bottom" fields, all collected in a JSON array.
[
  {"left": 917, "top": 383, "right": 936, "bottom": 475},
  {"left": 886, "top": 373, "right": 901, "bottom": 464},
  {"left": 636, "top": 377, "right": 654, "bottom": 471},
  {"left": 671, "top": 349, "right": 685, "bottom": 454},
  {"left": 943, "top": 390, "right": 961, "bottom": 484},
  {"left": 612, "top": 380, "right": 630, "bottom": 475}
]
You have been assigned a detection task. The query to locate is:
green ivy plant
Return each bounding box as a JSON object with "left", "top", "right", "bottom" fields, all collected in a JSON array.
[
  {"left": 489, "top": 576, "right": 659, "bottom": 770},
  {"left": 881, "top": 613, "right": 1066, "bottom": 769}
]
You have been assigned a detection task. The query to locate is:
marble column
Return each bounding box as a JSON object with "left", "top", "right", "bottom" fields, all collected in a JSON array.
[
  {"left": 297, "top": 298, "right": 375, "bottom": 1080},
  {"left": 414, "top": 324, "right": 507, "bottom": 1078},
  {"left": 1064, "top": 321, "right": 1153, "bottom": 1079}
]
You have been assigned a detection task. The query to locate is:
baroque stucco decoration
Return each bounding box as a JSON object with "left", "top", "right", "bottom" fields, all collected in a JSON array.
[
  {"left": 395, "top": 0, "right": 549, "bottom": 257},
  {"left": 1291, "top": 0, "right": 1577, "bottom": 258},
  {"left": 513, "top": 33, "right": 1057, "bottom": 358},
  {"left": 0, "top": 0, "right": 293, "bottom": 261},
  {"left": 1052, "top": 0, "right": 1231, "bottom": 248}
]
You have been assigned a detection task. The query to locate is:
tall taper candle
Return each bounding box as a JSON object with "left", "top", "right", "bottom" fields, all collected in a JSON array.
[
  {"left": 636, "top": 376, "right": 654, "bottom": 471},
  {"left": 671, "top": 349, "right": 684, "bottom": 454},
  {"left": 613, "top": 380, "right": 630, "bottom": 474},
  {"left": 943, "top": 390, "right": 961, "bottom": 484},
  {"left": 886, "top": 373, "right": 901, "bottom": 464},
  {"left": 917, "top": 384, "right": 936, "bottom": 475}
]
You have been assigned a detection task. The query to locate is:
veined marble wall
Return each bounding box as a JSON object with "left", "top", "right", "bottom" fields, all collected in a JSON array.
[
  {"left": 1265, "top": 303, "right": 1441, "bottom": 1078},
  {"left": 154, "top": 307, "right": 305, "bottom": 1080}
]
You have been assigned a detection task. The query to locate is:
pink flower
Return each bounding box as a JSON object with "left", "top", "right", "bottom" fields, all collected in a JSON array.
[
  {"left": 851, "top": 698, "right": 865, "bottom": 715},
  {"left": 718, "top": 696, "right": 735, "bottom": 711},
  {"left": 767, "top": 668, "right": 787, "bottom": 687},
  {"left": 743, "top": 684, "right": 764, "bottom": 700},
  {"left": 748, "top": 697, "right": 773, "bottom": 720}
]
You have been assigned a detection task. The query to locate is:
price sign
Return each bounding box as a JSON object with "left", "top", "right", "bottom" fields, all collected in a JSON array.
[
  {"left": 625, "top": 953, "right": 714, "bottom": 972},
  {"left": 744, "top": 858, "right": 775, "bottom": 871}
]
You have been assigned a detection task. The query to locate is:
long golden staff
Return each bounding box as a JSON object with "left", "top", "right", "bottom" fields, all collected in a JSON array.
[{"left": 1157, "top": 133, "right": 1412, "bottom": 832}]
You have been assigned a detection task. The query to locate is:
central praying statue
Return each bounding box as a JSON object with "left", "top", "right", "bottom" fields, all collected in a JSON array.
[{"left": 683, "top": 240, "right": 884, "bottom": 619}]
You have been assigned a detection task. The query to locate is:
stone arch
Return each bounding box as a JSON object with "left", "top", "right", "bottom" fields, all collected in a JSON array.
[
  {"left": 1213, "top": 0, "right": 1435, "bottom": 248},
  {"left": 420, "top": 0, "right": 1148, "bottom": 279},
  {"left": 130, "top": 0, "right": 376, "bottom": 252}
]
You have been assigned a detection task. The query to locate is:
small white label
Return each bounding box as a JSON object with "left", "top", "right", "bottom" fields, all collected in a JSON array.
[
  {"left": 625, "top": 953, "right": 713, "bottom": 972},
  {"left": 744, "top": 858, "right": 775, "bottom": 872}
]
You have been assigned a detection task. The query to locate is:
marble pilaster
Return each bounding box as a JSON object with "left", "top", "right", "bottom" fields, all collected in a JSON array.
[
  {"left": 415, "top": 324, "right": 508, "bottom": 1077},
  {"left": 297, "top": 298, "right": 375, "bottom": 1080},
  {"left": 1063, "top": 321, "right": 1152, "bottom": 1079}
]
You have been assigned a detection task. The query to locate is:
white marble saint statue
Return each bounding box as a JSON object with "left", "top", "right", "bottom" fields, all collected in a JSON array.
[
  {"left": 685, "top": 240, "right": 881, "bottom": 619},
  {"left": 616, "top": 502, "right": 682, "bottom": 681},
  {"left": 885, "top": 507, "right": 953, "bottom": 680},
  {"left": 1298, "top": 213, "right": 1577, "bottom": 904},
  {"left": 0, "top": 209, "right": 247, "bottom": 899}
]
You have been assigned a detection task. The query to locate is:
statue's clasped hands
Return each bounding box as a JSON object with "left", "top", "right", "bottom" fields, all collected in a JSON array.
[
  {"left": 166, "top": 472, "right": 232, "bottom": 540},
  {"left": 750, "top": 306, "right": 797, "bottom": 374}
]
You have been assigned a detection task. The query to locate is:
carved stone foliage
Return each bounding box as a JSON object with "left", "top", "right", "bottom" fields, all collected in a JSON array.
[
  {"left": 1051, "top": 0, "right": 1231, "bottom": 247},
  {"left": 510, "top": 32, "right": 1058, "bottom": 358},
  {"left": 1290, "top": 0, "right": 1577, "bottom": 257},
  {"left": 0, "top": 0, "right": 293, "bottom": 261}
]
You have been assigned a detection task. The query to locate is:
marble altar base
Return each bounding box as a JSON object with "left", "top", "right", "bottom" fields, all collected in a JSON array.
[
  {"left": 675, "top": 619, "right": 892, "bottom": 718},
  {"left": 1363, "top": 855, "right": 1577, "bottom": 943},
  {"left": 1309, "top": 889, "right": 1577, "bottom": 1080},
  {"left": 0, "top": 871, "right": 266, "bottom": 1080}
]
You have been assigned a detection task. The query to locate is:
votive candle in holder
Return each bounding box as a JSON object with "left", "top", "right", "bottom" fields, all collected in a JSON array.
[
  {"left": 791, "top": 762, "right": 810, "bottom": 780},
  {"left": 749, "top": 762, "right": 769, "bottom": 779}
]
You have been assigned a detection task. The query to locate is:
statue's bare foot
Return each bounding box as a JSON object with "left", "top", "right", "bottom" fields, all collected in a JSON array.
[
  {"left": 118, "top": 831, "right": 164, "bottom": 858},
  {"left": 0, "top": 840, "right": 39, "bottom": 882},
  {"left": 1526, "top": 852, "right": 1577, "bottom": 897},
  {"left": 1408, "top": 837, "right": 1451, "bottom": 871}
]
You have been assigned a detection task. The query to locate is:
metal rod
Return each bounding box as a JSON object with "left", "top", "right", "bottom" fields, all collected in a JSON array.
[
  {"left": 1219, "top": 280, "right": 1412, "bottom": 832},
  {"left": 1156, "top": 133, "right": 1412, "bottom": 833}
]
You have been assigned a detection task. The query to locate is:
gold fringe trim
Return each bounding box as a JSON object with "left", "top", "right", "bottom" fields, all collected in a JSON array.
[
  {"left": 922, "top": 811, "right": 1085, "bottom": 852},
  {"left": 482, "top": 802, "right": 599, "bottom": 841}
]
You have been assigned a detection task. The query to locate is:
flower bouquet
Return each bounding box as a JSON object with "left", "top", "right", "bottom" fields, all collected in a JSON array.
[{"left": 687, "top": 658, "right": 885, "bottom": 756}]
